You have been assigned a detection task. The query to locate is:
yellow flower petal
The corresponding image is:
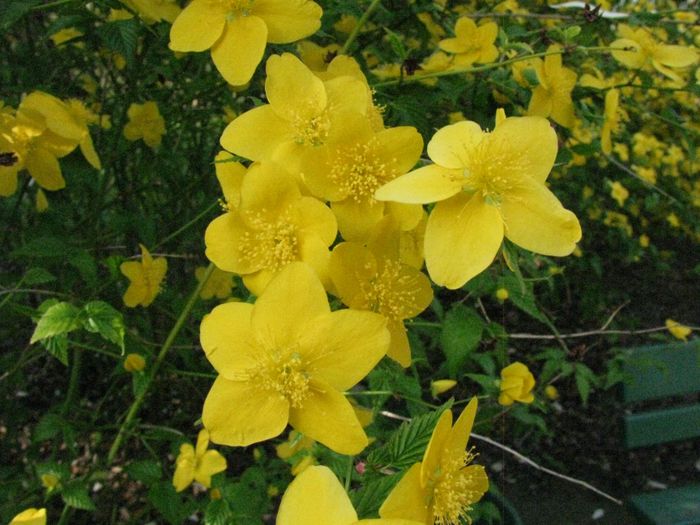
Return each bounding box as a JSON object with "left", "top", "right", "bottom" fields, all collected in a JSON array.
[
  {"left": 215, "top": 151, "right": 246, "bottom": 207},
  {"left": 379, "top": 463, "right": 429, "bottom": 522},
  {"left": 251, "top": 262, "right": 330, "bottom": 349},
  {"left": 490, "top": 116, "right": 557, "bottom": 183},
  {"left": 194, "top": 449, "right": 227, "bottom": 488},
  {"left": 79, "top": 134, "right": 101, "bottom": 170},
  {"left": 375, "top": 164, "right": 463, "bottom": 204},
  {"left": 653, "top": 44, "right": 699, "bottom": 68},
  {"left": 425, "top": 193, "right": 504, "bottom": 289},
  {"left": 444, "top": 397, "right": 478, "bottom": 466},
  {"left": 427, "top": 120, "right": 483, "bottom": 169},
  {"left": 9, "top": 508, "right": 47, "bottom": 525},
  {"left": 200, "top": 302, "right": 258, "bottom": 378},
  {"left": 500, "top": 178, "right": 581, "bottom": 256},
  {"left": 289, "top": 382, "right": 368, "bottom": 455},
  {"left": 211, "top": 16, "right": 268, "bottom": 86},
  {"left": 277, "top": 465, "right": 357, "bottom": 525},
  {"left": 266, "top": 53, "right": 326, "bottom": 122},
  {"left": 387, "top": 320, "right": 411, "bottom": 368},
  {"left": 220, "top": 105, "right": 293, "bottom": 161},
  {"left": 203, "top": 376, "right": 289, "bottom": 446},
  {"left": 173, "top": 443, "right": 195, "bottom": 492},
  {"left": 169, "top": 0, "right": 226, "bottom": 52},
  {"left": 301, "top": 309, "right": 389, "bottom": 391},
  {"left": 204, "top": 212, "right": 253, "bottom": 274},
  {"left": 332, "top": 198, "right": 385, "bottom": 242},
  {"left": 610, "top": 38, "right": 646, "bottom": 69},
  {"left": 420, "top": 409, "right": 453, "bottom": 486},
  {"left": 25, "top": 147, "right": 65, "bottom": 190},
  {"left": 375, "top": 126, "right": 424, "bottom": 175},
  {"left": 252, "top": 0, "right": 322, "bottom": 44}
]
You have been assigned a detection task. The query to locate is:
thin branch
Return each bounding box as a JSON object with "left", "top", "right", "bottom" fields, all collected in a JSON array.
[
  {"left": 604, "top": 154, "right": 678, "bottom": 204},
  {"left": 470, "top": 432, "right": 623, "bottom": 505},
  {"left": 509, "top": 324, "right": 699, "bottom": 340}
]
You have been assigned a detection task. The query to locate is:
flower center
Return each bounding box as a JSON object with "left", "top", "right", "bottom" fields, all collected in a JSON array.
[
  {"left": 431, "top": 450, "right": 481, "bottom": 525},
  {"left": 461, "top": 137, "right": 513, "bottom": 206},
  {"left": 359, "top": 260, "right": 420, "bottom": 321},
  {"left": 250, "top": 351, "right": 310, "bottom": 408},
  {"left": 239, "top": 209, "right": 299, "bottom": 272},
  {"left": 208, "top": 0, "right": 254, "bottom": 16},
  {"left": 329, "top": 138, "right": 394, "bottom": 202},
  {"left": 291, "top": 109, "right": 331, "bottom": 147}
]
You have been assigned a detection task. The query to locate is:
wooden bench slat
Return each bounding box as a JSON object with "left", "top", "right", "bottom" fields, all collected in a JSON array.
[
  {"left": 624, "top": 404, "right": 700, "bottom": 448},
  {"left": 622, "top": 341, "right": 700, "bottom": 403},
  {"left": 628, "top": 484, "right": 700, "bottom": 525}
]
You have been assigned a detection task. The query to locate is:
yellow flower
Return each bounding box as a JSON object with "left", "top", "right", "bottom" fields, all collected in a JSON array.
[
  {"left": 123, "top": 353, "right": 146, "bottom": 372},
  {"left": 120, "top": 244, "right": 167, "bottom": 307},
  {"left": 498, "top": 362, "right": 536, "bottom": 405},
  {"left": 610, "top": 181, "right": 629, "bottom": 207},
  {"left": 379, "top": 399, "right": 488, "bottom": 524},
  {"left": 302, "top": 115, "right": 424, "bottom": 241},
  {"left": 375, "top": 114, "right": 581, "bottom": 289},
  {"left": 495, "top": 288, "right": 509, "bottom": 301},
  {"left": 665, "top": 319, "right": 692, "bottom": 341},
  {"left": 204, "top": 161, "right": 337, "bottom": 295},
  {"left": 639, "top": 233, "right": 650, "bottom": 248},
  {"left": 173, "top": 429, "right": 227, "bottom": 492},
  {"left": 169, "top": 0, "right": 322, "bottom": 86},
  {"left": 123, "top": 102, "right": 166, "bottom": 149},
  {"left": 196, "top": 266, "right": 234, "bottom": 300},
  {"left": 544, "top": 385, "right": 559, "bottom": 400},
  {"left": 611, "top": 24, "right": 699, "bottom": 82},
  {"left": 439, "top": 17, "right": 499, "bottom": 66},
  {"left": 527, "top": 45, "right": 577, "bottom": 128},
  {"left": 9, "top": 509, "right": 46, "bottom": 525},
  {"left": 601, "top": 89, "right": 622, "bottom": 155},
  {"left": 40, "top": 473, "right": 60, "bottom": 490},
  {"left": 200, "top": 263, "right": 390, "bottom": 455},
  {"left": 430, "top": 379, "right": 457, "bottom": 398},
  {"left": 220, "top": 53, "right": 370, "bottom": 167},
  {"left": 329, "top": 242, "right": 433, "bottom": 367},
  {"left": 278, "top": 465, "right": 423, "bottom": 525}
]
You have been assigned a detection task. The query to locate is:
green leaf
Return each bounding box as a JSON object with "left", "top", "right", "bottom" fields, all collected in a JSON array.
[
  {"left": 351, "top": 472, "right": 403, "bottom": 518},
  {"left": 33, "top": 413, "right": 65, "bottom": 442},
  {"left": 62, "top": 482, "right": 96, "bottom": 511},
  {"left": 69, "top": 250, "right": 98, "bottom": 290},
  {"left": 23, "top": 268, "right": 56, "bottom": 285},
  {"left": 574, "top": 363, "right": 597, "bottom": 405},
  {"left": 440, "top": 305, "right": 484, "bottom": 377},
  {"left": 82, "top": 301, "right": 125, "bottom": 351},
  {"left": 41, "top": 334, "right": 69, "bottom": 365},
  {"left": 31, "top": 302, "right": 82, "bottom": 344},
  {"left": 205, "top": 498, "right": 232, "bottom": 525},
  {"left": 148, "top": 482, "right": 190, "bottom": 525},
  {"left": 126, "top": 460, "right": 162, "bottom": 485},
  {"left": 499, "top": 274, "right": 547, "bottom": 323},
  {"left": 0, "top": 0, "right": 42, "bottom": 32},
  {"left": 99, "top": 18, "right": 140, "bottom": 62},
  {"left": 11, "top": 236, "right": 74, "bottom": 259},
  {"left": 522, "top": 68, "right": 540, "bottom": 86},
  {"left": 367, "top": 405, "right": 449, "bottom": 470}
]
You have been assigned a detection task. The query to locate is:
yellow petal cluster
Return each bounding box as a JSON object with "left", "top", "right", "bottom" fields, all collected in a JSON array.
[
  {"left": 173, "top": 429, "right": 227, "bottom": 492},
  {"left": 380, "top": 399, "right": 488, "bottom": 525},
  {"left": 200, "top": 263, "right": 390, "bottom": 455},
  {"left": 123, "top": 101, "right": 166, "bottom": 149},
  {"left": 527, "top": 45, "right": 577, "bottom": 128},
  {"left": 498, "top": 362, "right": 536, "bottom": 406},
  {"left": 665, "top": 319, "right": 692, "bottom": 341},
  {"left": 120, "top": 244, "right": 168, "bottom": 307},
  {"left": 375, "top": 113, "right": 581, "bottom": 289},
  {"left": 439, "top": 17, "right": 499, "bottom": 67},
  {"left": 169, "top": 0, "right": 322, "bottom": 86}
]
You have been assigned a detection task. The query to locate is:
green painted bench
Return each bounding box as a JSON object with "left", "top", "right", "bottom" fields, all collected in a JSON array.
[{"left": 621, "top": 340, "right": 700, "bottom": 525}]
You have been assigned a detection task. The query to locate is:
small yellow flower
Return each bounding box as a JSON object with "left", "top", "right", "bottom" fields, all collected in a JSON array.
[
  {"left": 380, "top": 399, "right": 488, "bottom": 524},
  {"left": 173, "top": 429, "right": 227, "bottom": 492},
  {"left": 123, "top": 353, "right": 146, "bottom": 372},
  {"left": 498, "top": 362, "right": 536, "bottom": 405},
  {"left": 9, "top": 508, "right": 46, "bottom": 525},
  {"left": 639, "top": 234, "right": 650, "bottom": 248},
  {"left": 610, "top": 181, "right": 629, "bottom": 207},
  {"left": 544, "top": 385, "right": 559, "bottom": 400},
  {"left": 439, "top": 17, "right": 499, "bottom": 66},
  {"left": 40, "top": 473, "right": 60, "bottom": 490},
  {"left": 666, "top": 213, "right": 681, "bottom": 228},
  {"left": 527, "top": 45, "right": 577, "bottom": 128},
  {"left": 495, "top": 288, "right": 509, "bottom": 301},
  {"left": 120, "top": 244, "right": 167, "bottom": 308},
  {"left": 431, "top": 379, "right": 458, "bottom": 398},
  {"left": 665, "top": 319, "right": 692, "bottom": 341},
  {"left": 123, "top": 102, "right": 166, "bottom": 149}
]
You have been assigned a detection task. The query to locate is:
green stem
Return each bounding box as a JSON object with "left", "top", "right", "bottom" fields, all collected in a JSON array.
[
  {"left": 154, "top": 200, "right": 219, "bottom": 249},
  {"left": 106, "top": 263, "right": 216, "bottom": 464},
  {"left": 61, "top": 347, "right": 82, "bottom": 416},
  {"left": 340, "top": 0, "right": 383, "bottom": 54},
  {"left": 56, "top": 504, "right": 72, "bottom": 525},
  {"left": 344, "top": 455, "right": 354, "bottom": 492},
  {"left": 373, "top": 46, "right": 623, "bottom": 88}
]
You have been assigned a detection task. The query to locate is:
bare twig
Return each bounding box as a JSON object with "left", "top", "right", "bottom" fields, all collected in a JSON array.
[{"left": 509, "top": 324, "right": 699, "bottom": 340}]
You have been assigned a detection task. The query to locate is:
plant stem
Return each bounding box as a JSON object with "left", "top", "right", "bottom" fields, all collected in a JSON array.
[
  {"left": 61, "top": 347, "right": 82, "bottom": 416},
  {"left": 340, "top": 0, "right": 383, "bottom": 54},
  {"left": 154, "top": 200, "right": 219, "bottom": 249},
  {"left": 106, "top": 262, "right": 216, "bottom": 464},
  {"left": 56, "top": 504, "right": 72, "bottom": 525}
]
